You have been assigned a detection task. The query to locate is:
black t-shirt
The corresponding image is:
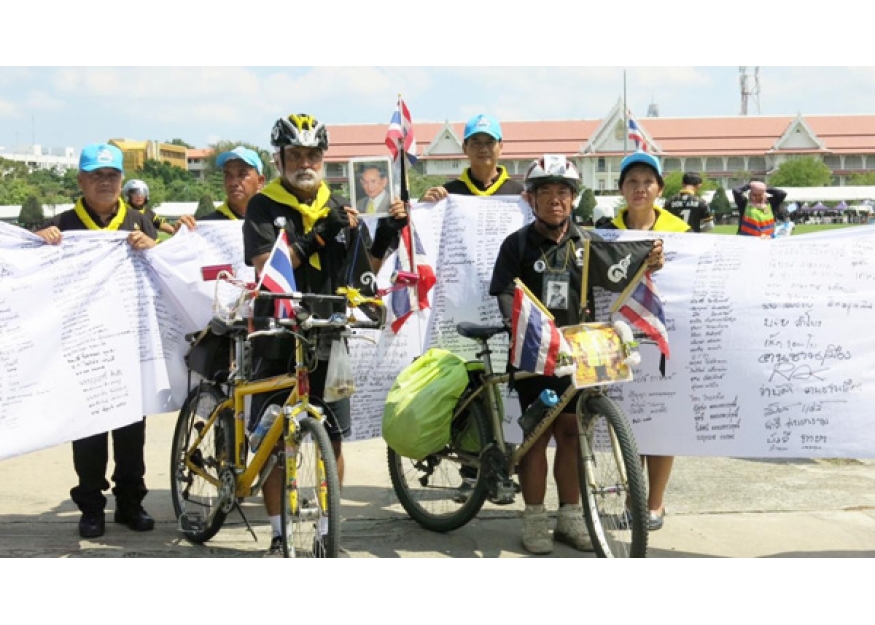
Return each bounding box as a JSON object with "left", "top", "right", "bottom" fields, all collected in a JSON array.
[
  {"left": 242, "top": 190, "right": 373, "bottom": 317},
  {"left": 200, "top": 210, "right": 241, "bottom": 221},
  {"left": 443, "top": 168, "right": 524, "bottom": 196},
  {"left": 46, "top": 201, "right": 159, "bottom": 239},
  {"left": 664, "top": 192, "right": 713, "bottom": 232},
  {"left": 489, "top": 222, "right": 603, "bottom": 328}
]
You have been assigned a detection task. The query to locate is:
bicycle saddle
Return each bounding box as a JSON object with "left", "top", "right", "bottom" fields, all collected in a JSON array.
[{"left": 456, "top": 322, "right": 507, "bottom": 340}]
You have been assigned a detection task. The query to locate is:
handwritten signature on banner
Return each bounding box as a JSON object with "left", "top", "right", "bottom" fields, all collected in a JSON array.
[{"left": 1, "top": 212, "right": 874, "bottom": 461}]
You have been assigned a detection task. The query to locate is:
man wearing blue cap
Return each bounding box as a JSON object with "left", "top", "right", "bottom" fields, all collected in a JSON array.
[
  {"left": 420, "top": 113, "right": 523, "bottom": 202},
  {"left": 199, "top": 146, "right": 266, "bottom": 221},
  {"left": 34, "top": 142, "right": 159, "bottom": 539}
]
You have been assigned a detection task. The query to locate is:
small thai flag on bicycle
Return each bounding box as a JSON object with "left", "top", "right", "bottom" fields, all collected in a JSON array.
[
  {"left": 510, "top": 280, "right": 575, "bottom": 377},
  {"left": 618, "top": 272, "right": 670, "bottom": 359},
  {"left": 256, "top": 230, "right": 297, "bottom": 319}
]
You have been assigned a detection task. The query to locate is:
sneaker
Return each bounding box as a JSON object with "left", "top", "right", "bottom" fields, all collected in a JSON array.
[
  {"left": 453, "top": 478, "right": 476, "bottom": 504},
  {"left": 521, "top": 505, "right": 553, "bottom": 555},
  {"left": 264, "top": 535, "right": 284, "bottom": 558},
  {"left": 555, "top": 505, "right": 594, "bottom": 552}
]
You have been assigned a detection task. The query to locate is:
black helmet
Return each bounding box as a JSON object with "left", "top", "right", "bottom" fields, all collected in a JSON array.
[{"left": 270, "top": 113, "right": 329, "bottom": 151}]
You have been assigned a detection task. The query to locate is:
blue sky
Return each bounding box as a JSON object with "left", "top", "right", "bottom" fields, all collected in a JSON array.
[{"left": 1, "top": 4, "right": 864, "bottom": 154}]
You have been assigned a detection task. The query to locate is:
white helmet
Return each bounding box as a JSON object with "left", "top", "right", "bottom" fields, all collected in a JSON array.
[
  {"left": 123, "top": 179, "right": 149, "bottom": 203},
  {"left": 524, "top": 155, "right": 580, "bottom": 194}
]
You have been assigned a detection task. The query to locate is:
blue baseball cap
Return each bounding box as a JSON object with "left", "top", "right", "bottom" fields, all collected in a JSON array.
[
  {"left": 216, "top": 146, "right": 263, "bottom": 175},
  {"left": 463, "top": 113, "right": 503, "bottom": 142},
  {"left": 620, "top": 151, "right": 663, "bottom": 180},
  {"left": 79, "top": 143, "right": 124, "bottom": 173}
]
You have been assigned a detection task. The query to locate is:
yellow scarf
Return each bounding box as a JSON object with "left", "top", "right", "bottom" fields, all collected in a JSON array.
[
  {"left": 73, "top": 198, "right": 128, "bottom": 231},
  {"left": 260, "top": 179, "right": 332, "bottom": 269},
  {"left": 459, "top": 166, "right": 510, "bottom": 196},
  {"left": 214, "top": 202, "right": 241, "bottom": 220}
]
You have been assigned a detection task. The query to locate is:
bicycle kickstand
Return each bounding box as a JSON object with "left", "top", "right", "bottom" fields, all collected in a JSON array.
[{"left": 234, "top": 502, "right": 258, "bottom": 542}]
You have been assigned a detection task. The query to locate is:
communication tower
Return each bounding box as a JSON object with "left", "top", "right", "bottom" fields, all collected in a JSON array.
[{"left": 740, "top": 66, "right": 761, "bottom": 115}]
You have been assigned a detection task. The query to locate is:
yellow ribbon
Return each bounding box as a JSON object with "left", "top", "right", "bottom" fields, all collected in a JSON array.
[
  {"left": 260, "top": 179, "right": 332, "bottom": 269},
  {"left": 213, "top": 202, "right": 241, "bottom": 220},
  {"left": 73, "top": 198, "right": 128, "bottom": 231},
  {"left": 459, "top": 166, "right": 510, "bottom": 196}
]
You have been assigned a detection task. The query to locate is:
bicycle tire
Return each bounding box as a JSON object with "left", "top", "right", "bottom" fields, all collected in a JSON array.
[
  {"left": 577, "top": 394, "right": 648, "bottom": 558},
  {"left": 281, "top": 416, "right": 341, "bottom": 558},
  {"left": 170, "top": 384, "right": 233, "bottom": 543},
  {"left": 387, "top": 395, "right": 492, "bottom": 533}
]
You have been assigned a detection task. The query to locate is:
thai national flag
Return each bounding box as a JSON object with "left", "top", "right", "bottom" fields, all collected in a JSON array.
[
  {"left": 510, "top": 283, "right": 575, "bottom": 377},
  {"left": 256, "top": 230, "right": 297, "bottom": 319},
  {"left": 627, "top": 113, "right": 649, "bottom": 153},
  {"left": 390, "top": 225, "right": 435, "bottom": 333},
  {"left": 385, "top": 97, "right": 418, "bottom": 167},
  {"left": 619, "top": 273, "right": 669, "bottom": 358}
]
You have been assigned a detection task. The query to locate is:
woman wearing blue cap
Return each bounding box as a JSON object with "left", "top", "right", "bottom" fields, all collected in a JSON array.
[{"left": 599, "top": 151, "right": 687, "bottom": 531}]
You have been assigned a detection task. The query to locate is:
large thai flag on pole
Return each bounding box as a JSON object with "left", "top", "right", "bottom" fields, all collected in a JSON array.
[
  {"left": 385, "top": 96, "right": 417, "bottom": 167},
  {"left": 510, "top": 280, "right": 575, "bottom": 377},
  {"left": 627, "top": 111, "right": 649, "bottom": 153},
  {"left": 390, "top": 225, "right": 436, "bottom": 333},
  {"left": 256, "top": 230, "right": 297, "bottom": 319},
  {"left": 618, "top": 272, "right": 669, "bottom": 358}
]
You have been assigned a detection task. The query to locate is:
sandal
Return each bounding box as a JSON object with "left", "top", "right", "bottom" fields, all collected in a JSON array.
[{"left": 647, "top": 507, "right": 666, "bottom": 531}]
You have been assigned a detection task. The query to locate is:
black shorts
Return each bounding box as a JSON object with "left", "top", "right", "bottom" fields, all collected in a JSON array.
[
  {"left": 249, "top": 355, "right": 351, "bottom": 442},
  {"left": 512, "top": 371, "right": 582, "bottom": 414}
]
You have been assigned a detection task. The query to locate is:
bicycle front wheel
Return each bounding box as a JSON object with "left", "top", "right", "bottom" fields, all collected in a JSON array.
[
  {"left": 577, "top": 394, "right": 648, "bottom": 558},
  {"left": 170, "top": 384, "right": 233, "bottom": 543},
  {"left": 280, "top": 416, "right": 341, "bottom": 558},
  {"left": 387, "top": 396, "right": 491, "bottom": 533}
]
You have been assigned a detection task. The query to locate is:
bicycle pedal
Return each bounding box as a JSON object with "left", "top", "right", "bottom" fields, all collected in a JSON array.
[
  {"left": 488, "top": 481, "right": 517, "bottom": 506},
  {"left": 179, "top": 512, "right": 205, "bottom": 533}
]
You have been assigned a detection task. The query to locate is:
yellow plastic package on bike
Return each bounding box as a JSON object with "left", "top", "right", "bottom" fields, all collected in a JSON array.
[{"left": 382, "top": 348, "right": 470, "bottom": 461}]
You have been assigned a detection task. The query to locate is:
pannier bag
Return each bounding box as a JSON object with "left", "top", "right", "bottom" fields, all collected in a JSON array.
[
  {"left": 184, "top": 325, "right": 232, "bottom": 380},
  {"left": 382, "top": 348, "right": 470, "bottom": 460}
]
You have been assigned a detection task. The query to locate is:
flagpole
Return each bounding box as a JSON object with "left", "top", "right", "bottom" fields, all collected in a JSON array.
[
  {"left": 579, "top": 239, "right": 590, "bottom": 315},
  {"left": 623, "top": 69, "right": 628, "bottom": 156},
  {"left": 609, "top": 262, "right": 649, "bottom": 315},
  {"left": 514, "top": 278, "right": 555, "bottom": 320},
  {"left": 397, "top": 94, "right": 418, "bottom": 312}
]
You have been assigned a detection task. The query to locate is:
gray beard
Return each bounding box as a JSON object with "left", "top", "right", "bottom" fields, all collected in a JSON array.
[{"left": 288, "top": 169, "right": 323, "bottom": 194}]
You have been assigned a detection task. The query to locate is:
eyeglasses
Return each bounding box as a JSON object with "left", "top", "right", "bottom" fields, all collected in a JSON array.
[
  {"left": 467, "top": 139, "right": 498, "bottom": 151},
  {"left": 535, "top": 186, "right": 573, "bottom": 200},
  {"left": 83, "top": 169, "right": 122, "bottom": 182}
]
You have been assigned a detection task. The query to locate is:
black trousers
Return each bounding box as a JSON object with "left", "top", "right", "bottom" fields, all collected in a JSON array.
[{"left": 69, "top": 418, "right": 148, "bottom": 515}]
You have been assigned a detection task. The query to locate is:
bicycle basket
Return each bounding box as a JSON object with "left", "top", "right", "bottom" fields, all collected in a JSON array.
[{"left": 184, "top": 326, "right": 232, "bottom": 380}]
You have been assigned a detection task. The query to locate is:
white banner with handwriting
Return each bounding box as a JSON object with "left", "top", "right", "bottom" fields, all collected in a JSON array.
[{"left": 1, "top": 196, "right": 873, "bottom": 461}]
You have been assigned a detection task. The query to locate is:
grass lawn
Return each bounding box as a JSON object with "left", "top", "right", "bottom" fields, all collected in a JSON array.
[{"left": 711, "top": 223, "right": 862, "bottom": 236}]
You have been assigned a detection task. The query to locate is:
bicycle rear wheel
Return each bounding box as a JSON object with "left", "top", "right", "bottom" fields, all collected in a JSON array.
[
  {"left": 280, "top": 416, "right": 341, "bottom": 558},
  {"left": 387, "top": 396, "right": 491, "bottom": 533},
  {"left": 170, "top": 384, "right": 233, "bottom": 543},
  {"left": 577, "top": 394, "right": 648, "bottom": 558}
]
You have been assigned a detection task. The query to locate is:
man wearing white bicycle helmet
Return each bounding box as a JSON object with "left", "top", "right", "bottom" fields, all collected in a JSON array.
[
  {"left": 490, "top": 154, "right": 664, "bottom": 554},
  {"left": 122, "top": 179, "right": 176, "bottom": 235}
]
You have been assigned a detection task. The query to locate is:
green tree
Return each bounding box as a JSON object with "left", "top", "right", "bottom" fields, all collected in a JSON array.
[
  {"left": 769, "top": 157, "right": 832, "bottom": 187},
  {"left": 166, "top": 138, "right": 194, "bottom": 149},
  {"left": 407, "top": 169, "right": 448, "bottom": 199},
  {"left": 574, "top": 187, "right": 597, "bottom": 224},
  {"left": 849, "top": 172, "right": 875, "bottom": 185},
  {"left": 195, "top": 194, "right": 215, "bottom": 219},
  {"left": 710, "top": 187, "right": 731, "bottom": 219},
  {"left": 18, "top": 195, "right": 44, "bottom": 230}
]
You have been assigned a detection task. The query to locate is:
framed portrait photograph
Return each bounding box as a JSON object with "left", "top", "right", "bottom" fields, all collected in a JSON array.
[
  {"left": 349, "top": 157, "right": 394, "bottom": 215},
  {"left": 560, "top": 323, "right": 634, "bottom": 389}
]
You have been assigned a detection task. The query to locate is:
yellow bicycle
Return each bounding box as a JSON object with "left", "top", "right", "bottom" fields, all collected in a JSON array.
[{"left": 171, "top": 285, "right": 384, "bottom": 558}]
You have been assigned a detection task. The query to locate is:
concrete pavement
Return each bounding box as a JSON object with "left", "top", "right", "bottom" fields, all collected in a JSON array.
[{"left": 1, "top": 411, "right": 874, "bottom": 558}]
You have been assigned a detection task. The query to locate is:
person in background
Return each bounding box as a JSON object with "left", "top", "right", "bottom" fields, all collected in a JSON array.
[
  {"left": 200, "top": 146, "right": 266, "bottom": 221},
  {"left": 420, "top": 113, "right": 523, "bottom": 202},
  {"left": 733, "top": 180, "right": 787, "bottom": 238},
  {"left": 664, "top": 171, "right": 714, "bottom": 232},
  {"left": 356, "top": 165, "right": 391, "bottom": 214},
  {"left": 34, "top": 143, "right": 158, "bottom": 539}
]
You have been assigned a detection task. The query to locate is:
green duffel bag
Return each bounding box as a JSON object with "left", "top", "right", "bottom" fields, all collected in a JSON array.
[{"left": 382, "top": 348, "right": 470, "bottom": 461}]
